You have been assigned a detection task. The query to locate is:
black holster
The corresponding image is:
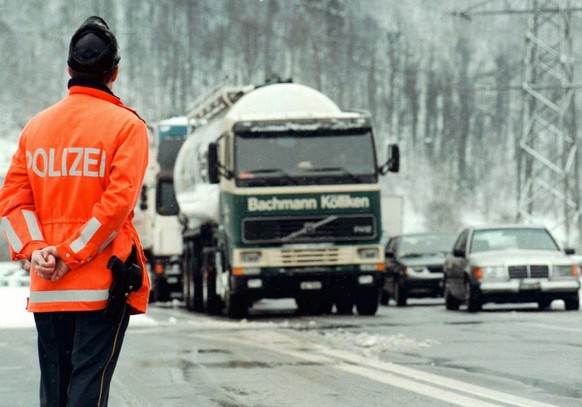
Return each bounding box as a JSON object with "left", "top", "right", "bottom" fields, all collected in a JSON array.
[{"left": 104, "top": 255, "right": 143, "bottom": 320}]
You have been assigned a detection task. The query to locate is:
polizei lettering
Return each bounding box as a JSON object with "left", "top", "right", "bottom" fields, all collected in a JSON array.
[
  {"left": 26, "top": 147, "right": 107, "bottom": 178},
  {"left": 247, "top": 194, "right": 370, "bottom": 212}
]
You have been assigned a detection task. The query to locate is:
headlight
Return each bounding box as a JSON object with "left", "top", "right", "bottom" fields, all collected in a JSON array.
[
  {"left": 358, "top": 248, "right": 379, "bottom": 260},
  {"left": 553, "top": 264, "right": 577, "bottom": 277},
  {"left": 240, "top": 251, "right": 262, "bottom": 263},
  {"left": 475, "top": 266, "right": 507, "bottom": 280}
]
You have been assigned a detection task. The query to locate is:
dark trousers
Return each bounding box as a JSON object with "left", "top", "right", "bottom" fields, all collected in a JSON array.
[{"left": 33, "top": 306, "right": 130, "bottom": 407}]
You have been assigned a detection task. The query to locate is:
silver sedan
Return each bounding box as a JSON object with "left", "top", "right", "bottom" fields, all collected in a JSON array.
[{"left": 443, "top": 225, "right": 580, "bottom": 312}]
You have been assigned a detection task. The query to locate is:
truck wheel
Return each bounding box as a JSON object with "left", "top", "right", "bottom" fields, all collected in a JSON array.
[
  {"left": 355, "top": 289, "right": 379, "bottom": 316},
  {"left": 154, "top": 278, "right": 170, "bottom": 303},
  {"left": 225, "top": 286, "right": 247, "bottom": 319},
  {"left": 183, "top": 242, "right": 196, "bottom": 311},
  {"left": 203, "top": 268, "right": 223, "bottom": 315}
]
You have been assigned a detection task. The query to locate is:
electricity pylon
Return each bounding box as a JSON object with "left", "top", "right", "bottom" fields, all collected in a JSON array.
[{"left": 454, "top": 0, "right": 581, "bottom": 243}]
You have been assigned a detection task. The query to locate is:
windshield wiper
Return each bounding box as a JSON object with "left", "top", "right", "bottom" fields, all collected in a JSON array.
[
  {"left": 244, "top": 168, "right": 299, "bottom": 185},
  {"left": 302, "top": 167, "right": 362, "bottom": 182}
]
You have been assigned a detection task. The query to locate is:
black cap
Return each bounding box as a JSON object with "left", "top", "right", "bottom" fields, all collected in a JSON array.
[{"left": 67, "top": 16, "right": 120, "bottom": 75}]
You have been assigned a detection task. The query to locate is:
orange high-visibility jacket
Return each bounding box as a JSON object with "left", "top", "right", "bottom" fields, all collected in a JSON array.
[{"left": 0, "top": 83, "right": 150, "bottom": 313}]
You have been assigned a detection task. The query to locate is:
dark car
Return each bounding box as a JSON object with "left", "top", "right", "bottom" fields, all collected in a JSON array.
[
  {"left": 381, "top": 232, "right": 457, "bottom": 306},
  {"left": 443, "top": 224, "right": 580, "bottom": 312}
]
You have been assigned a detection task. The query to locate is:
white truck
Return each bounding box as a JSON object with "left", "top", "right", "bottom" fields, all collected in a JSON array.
[{"left": 136, "top": 117, "right": 188, "bottom": 302}]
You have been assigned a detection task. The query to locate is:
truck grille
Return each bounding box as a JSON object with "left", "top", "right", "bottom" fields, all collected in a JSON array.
[
  {"left": 242, "top": 214, "right": 377, "bottom": 244},
  {"left": 271, "top": 247, "right": 351, "bottom": 267},
  {"left": 508, "top": 265, "right": 549, "bottom": 279}
]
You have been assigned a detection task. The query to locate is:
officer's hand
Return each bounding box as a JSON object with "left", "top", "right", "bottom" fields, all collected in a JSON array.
[
  {"left": 41, "top": 246, "right": 70, "bottom": 282},
  {"left": 31, "top": 249, "right": 56, "bottom": 280},
  {"left": 51, "top": 258, "right": 70, "bottom": 281}
]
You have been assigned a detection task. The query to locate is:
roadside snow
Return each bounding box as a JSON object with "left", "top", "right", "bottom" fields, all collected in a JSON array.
[{"left": 0, "top": 287, "right": 157, "bottom": 329}]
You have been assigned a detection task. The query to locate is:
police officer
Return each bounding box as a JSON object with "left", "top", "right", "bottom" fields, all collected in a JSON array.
[{"left": 0, "top": 16, "right": 149, "bottom": 406}]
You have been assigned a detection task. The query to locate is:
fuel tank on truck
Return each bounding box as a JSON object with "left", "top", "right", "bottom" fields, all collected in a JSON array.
[{"left": 173, "top": 83, "right": 347, "bottom": 230}]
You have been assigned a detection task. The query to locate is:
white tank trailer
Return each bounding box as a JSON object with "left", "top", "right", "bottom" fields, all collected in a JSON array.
[{"left": 174, "top": 82, "right": 399, "bottom": 318}]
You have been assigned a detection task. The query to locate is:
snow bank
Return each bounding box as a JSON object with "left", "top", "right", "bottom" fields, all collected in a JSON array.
[{"left": 0, "top": 287, "right": 156, "bottom": 329}]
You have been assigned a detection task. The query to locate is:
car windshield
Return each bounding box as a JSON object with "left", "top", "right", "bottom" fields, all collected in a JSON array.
[
  {"left": 470, "top": 228, "right": 560, "bottom": 253},
  {"left": 397, "top": 234, "right": 456, "bottom": 257}
]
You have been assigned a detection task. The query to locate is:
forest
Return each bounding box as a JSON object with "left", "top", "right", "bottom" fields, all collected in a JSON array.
[{"left": 0, "top": 0, "right": 581, "bottom": 247}]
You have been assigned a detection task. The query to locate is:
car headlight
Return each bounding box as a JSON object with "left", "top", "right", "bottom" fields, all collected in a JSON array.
[
  {"left": 358, "top": 248, "right": 379, "bottom": 260},
  {"left": 553, "top": 264, "right": 577, "bottom": 278},
  {"left": 475, "top": 266, "right": 507, "bottom": 280}
]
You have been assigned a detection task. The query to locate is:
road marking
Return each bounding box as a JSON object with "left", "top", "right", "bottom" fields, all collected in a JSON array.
[
  {"left": 208, "top": 330, "right": 559, "bottom": 407},
  {"left": 527, "top": 322, "right": 582, "bottom": 334},
  {"left": 320, "top": 348, "right": 558, "bottom": 407}
]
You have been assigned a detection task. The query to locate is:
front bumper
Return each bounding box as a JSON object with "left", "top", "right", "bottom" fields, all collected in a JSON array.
[
  {"left": 230, "top": 270, "right": 384, "bottom": 301},
  {"left": 402, "top": 276, "right": 443, "bottom": 297},
  {"left": 476, "top": 279, "right": 580, "bottom": 303}
]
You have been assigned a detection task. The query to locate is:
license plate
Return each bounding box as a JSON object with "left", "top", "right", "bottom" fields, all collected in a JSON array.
[
  {"left": 167, "top": 277, "right": 178, "bottom": 284},
  {"left": 520, "top": 281, "right": 541, "bottom": 291},
  {"left": 300, "top": 281, "right": 322, "bottom": 290}
]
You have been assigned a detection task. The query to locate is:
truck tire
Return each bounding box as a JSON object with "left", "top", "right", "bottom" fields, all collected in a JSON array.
[
  {"left": 154, "top": 277, "right": 170, "bottom": 303},
  {"left": 203, "top": 267, "right": 223, "bottom": 315},
  {"left": 355, "top": 288, "right": 379, "bottom": 316},
  {"left": 183, "top": 241, "right": 196, "bottom": 311},
  {"left": 225, "top": 285, "right": 247, "bottom": 319}
]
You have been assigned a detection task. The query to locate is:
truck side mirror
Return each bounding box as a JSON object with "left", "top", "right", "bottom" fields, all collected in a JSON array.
[
  {"left": 379, "top": 144, "right": 400, "bottom": 174},
  {"left": 387, "top": 144, "right": 399, "bottom": 173},
  {"left": 139, "top": 186, "right": 148, "bottom": 210},
  {"left": 208, "top": 142, "right": 220, "bottom": 184}
]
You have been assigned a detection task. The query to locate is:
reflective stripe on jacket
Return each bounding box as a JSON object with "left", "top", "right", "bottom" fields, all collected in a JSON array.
[{"left": 0, "top": 82, "right": 150, "bottom": 313}]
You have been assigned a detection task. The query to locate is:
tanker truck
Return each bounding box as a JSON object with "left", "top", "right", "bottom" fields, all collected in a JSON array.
[{"left": 174, "top": 81, "right": 399, "bottom": 318}]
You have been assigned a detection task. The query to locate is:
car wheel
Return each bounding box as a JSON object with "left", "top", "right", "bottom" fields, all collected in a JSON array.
[
  {"left": 537, "top": 300, "right": 552, "bottom": 310},
  {"left": 444, "top": 284, "right": 461, "bottom": 311},
  {"left": 394, "top": 283, "right": 407, "bottom": 306},
  {"left": 564, "top": 294, "right": 580, "bottom": 311},
  {"left": 464, "top": 280, "right": 482, "bottom": 312}
]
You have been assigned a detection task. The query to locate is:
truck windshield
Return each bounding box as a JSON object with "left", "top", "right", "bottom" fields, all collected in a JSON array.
[
  {"left": 234, "top": 129, "right": 378, "bottom": 187},
  {"left": 156, "top": 179, "right": 180, "bottom": 216}
]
